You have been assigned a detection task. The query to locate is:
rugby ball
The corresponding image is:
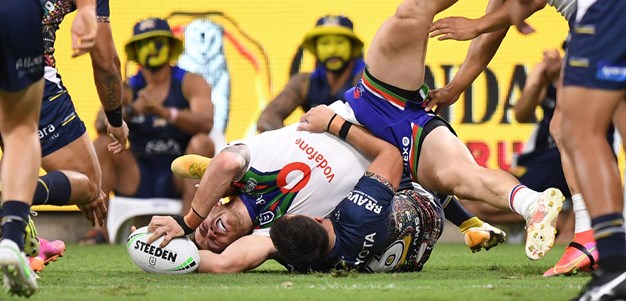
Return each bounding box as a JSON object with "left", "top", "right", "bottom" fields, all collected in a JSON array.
[{"left": 127, "top": 226, "right": 200, "bottom": 274}]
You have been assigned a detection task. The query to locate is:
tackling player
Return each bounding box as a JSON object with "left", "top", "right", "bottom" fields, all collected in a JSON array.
[
  {"left": 271, "top": 106, "right": 444, "bottom": 272},
  {"left": 318, "top": 0, "right": 564, "bottom": 261},
  {"left": 146, "top": 108, "right": 504, "bottom": 273},
  {"left": 19, "top": 0, "right": 129, "bottom": 268}
]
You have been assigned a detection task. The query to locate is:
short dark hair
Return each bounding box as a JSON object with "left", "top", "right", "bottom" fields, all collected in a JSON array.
[{"left": 270, "top": 215, "right": 330, "bottom": 266}]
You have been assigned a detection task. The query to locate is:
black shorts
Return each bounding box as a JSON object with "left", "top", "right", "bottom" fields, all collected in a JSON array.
[{"left": 39, "top": 76, "right": 86, "bottom": 157}]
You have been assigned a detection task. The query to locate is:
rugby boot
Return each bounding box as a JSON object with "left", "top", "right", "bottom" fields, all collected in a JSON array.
[
  {"left": 524, "top": 188, "right": 564, "bottom": 260},
  {"left": 464, "top": 222, "right": 507, "bottom": 253},
  {"left": 574, "top": 266, "right": 626, "bottom": 301},
  {"left": 0, "top": 239, "right": 37, "bottom": 297},
  {"left": 28, "top": 238, "right": 65, "bottom": 273},
  {"left": 23, "top": 213, "right": 39, "bottom": 258},
  {"left": 171, "top": 154, "right": 211, "bottom": 179},
  {"left": 544, "top": 230, "right": 598, "bottom": 277}
]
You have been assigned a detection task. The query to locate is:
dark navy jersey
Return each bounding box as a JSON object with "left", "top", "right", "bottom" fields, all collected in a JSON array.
[
  {"left": 294, "top": 175, "right": 393, "bottom": 272},
  {"left": 127, "top": 65, "right": 192, "bottom": 159},
  {"left": 280, "top": 180, "right": 444, "bottom": 273}
]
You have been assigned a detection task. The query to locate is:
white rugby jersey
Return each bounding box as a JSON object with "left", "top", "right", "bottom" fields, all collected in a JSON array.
[{"left": 230, "top": 123, "right": 370, "bottom": 236}]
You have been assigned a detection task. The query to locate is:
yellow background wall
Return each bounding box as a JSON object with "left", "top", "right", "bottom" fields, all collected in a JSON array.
[{"left": 51, "top": 0, "right": 624, "bottom": 173}]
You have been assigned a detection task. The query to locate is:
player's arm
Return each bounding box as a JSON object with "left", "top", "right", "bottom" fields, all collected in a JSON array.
[
  {"left": 426, "top": 0, "right": 509, "bottom": 113},
  {"left": 298, "top": 105, "right": 402, "bottom": 189},
  {"left": 168, "top": 72, "right": 214, "bottom": 134},
  {"left": 197, "top": 235, "right": 276, "bottom": 274},
  {"left": 429, "top": 0, "right": 511, "bottom": 41},
  {"left": 90, "top": 22, "right": 122, "bottom": 112},
  {"left": 514, "top": 62, "right": 548, "bottom": 122},
  {"left": 148, "top": 144, "right": 250, "bottom": 247},
  {"left": 429, "top": 0, "right": 546, "bottom": 41},
  {"left": 89, "top": 4, "right": 128, "bottom": 153},
  {"left": 191, "top": 145, "right": 249, "bottom": 215},
  {"left": 257, "top": 73, "right": 309, "bottom": 133}
]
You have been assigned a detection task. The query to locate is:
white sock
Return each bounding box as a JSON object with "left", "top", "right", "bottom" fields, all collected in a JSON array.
[
  {"left": 572, "top": 193, "right": 591, "bottom": 234},
  {"left": 509, "top": 185, "right": 540, "bottom": 218}
]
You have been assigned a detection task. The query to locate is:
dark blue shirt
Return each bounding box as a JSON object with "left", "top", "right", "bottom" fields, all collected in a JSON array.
[
  {"left": 289, "top": 176, "right": 394, "bottom": 272},
  {"left": 127, "top": 66, "right": 192, "bottom": 159}
]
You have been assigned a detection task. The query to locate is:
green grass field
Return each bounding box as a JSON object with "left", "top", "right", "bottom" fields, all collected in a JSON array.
[{"left": 3, "top": 243, "right": 590, "bottom": 301}]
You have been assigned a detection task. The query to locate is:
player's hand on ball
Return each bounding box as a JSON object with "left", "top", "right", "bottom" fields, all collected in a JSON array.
[
  {"left": 147, "top": 216, "right": 184, "bottom": 248},
  {"left": 127, "top": 226, "right": 200, "bottom": 274}
]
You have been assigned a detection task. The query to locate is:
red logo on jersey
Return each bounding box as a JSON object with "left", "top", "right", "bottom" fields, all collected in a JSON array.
[
  {"left": 276, "top": 162, "right": 311, "bottom": 194},
  {"left": 353, "top": 87, "right": 361, "bottom": 99}
]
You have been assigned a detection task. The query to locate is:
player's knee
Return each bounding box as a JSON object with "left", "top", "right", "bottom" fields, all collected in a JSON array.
[
  {"left": 397, "top": 0, "right": 449, "bottom": 20},
  {"left": 395, "top": 2, "right": 423, "bottom": 25},
  {"left": 431, "top": 166, "right": 463, "bottom": 193},
  {"left": 559, "top": 118, "right": 601, "bottom": 150}
]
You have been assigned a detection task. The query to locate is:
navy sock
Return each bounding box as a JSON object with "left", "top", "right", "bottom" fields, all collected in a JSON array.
[
  {"left": 592, "top": 213, "right": 626, "bottom": 270},
  {"left": 33, "top": 170, "right": 72, "bottom": 206},
  {"left": 439, "top": 194, "right": 474, "bottom": 227},
  {"left": 1, "top": 201, "right": 30, "bottom": 250}
]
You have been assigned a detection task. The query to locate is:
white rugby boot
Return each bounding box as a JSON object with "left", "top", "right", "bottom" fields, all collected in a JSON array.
[
  {"left": 524, "top": 188, "right": 564, "bottom": 260},
  {"left": 0, "top": 239, "right": 37, "bottom": 297}
]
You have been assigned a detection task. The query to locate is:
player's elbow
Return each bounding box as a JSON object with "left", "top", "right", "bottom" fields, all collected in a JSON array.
[
  {"left": 213, "top": 147, "right": 248, "bottom": 176},
  {"left": 397, "top": 0, "right": 454, "bottom": 19},
  {"left": 256, "top": 111, "right": 282, "bottom": 133},
  {"left": 91, "top": 61, "right": 122, "bottom": 84},
  {"left": 196, "top": 112, "right": 214, "bottom": 133},
  {"left": 91, "top": 49, "right": 121, "bottom": 76},
  {"left": 256, "top": 117, "right": 272, "bottom": 133},
  {"left": 514, "top": 109, "right": 530, "bottom": 123}
]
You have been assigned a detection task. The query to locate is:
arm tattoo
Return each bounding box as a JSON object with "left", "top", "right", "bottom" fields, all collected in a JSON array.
[
  {"left": 101, "top": 74, "right": 121, "bottom": 110},
  {"left": 364, "top": 171, "right": 395, "bottom": 193}
]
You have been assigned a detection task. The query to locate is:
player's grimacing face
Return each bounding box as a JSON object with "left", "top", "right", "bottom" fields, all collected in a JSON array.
[
  {"left": 194, "top": 201, "right": 249, "bottom": 253},
  {"left": 315, "top": 34, "right": 352, "bottom": 71}
]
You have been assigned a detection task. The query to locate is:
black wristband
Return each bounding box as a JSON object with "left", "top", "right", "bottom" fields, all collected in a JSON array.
[
  {"left": 326, "top": 113, "right": 338, "bottom": 132},
  {"left": 338, "top": 121, "right": 353, "bottom": 140},
  {"left": 104, "top": 106, "right": 123, "bottom": 127},
  {"left": 172, "top": 215, "right": 195, "bottom": 235}
]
